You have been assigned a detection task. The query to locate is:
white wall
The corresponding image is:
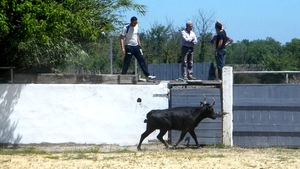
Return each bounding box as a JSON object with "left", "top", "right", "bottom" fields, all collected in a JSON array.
[{"left": 0, "top": 82, "right": 169, "bottom": 145}]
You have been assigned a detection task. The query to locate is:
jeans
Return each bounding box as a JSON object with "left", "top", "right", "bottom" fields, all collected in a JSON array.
[
  {"left": 121, "top": 45, "right": 150, "bottom": 77},
  {"left": 215, "top": 49, "right": 226, "bottom": 80}
]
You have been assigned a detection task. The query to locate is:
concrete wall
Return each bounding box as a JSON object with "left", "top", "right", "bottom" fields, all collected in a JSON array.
[{"left": 0, "top": 82, "right": 169, "bottom": 145}]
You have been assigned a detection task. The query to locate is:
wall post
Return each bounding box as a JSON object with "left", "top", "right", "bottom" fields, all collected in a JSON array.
[{"left": 222, "top": 66, "right": 233, "bottom": 147}]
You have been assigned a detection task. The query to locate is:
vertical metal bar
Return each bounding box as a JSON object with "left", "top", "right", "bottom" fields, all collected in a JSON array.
[
  {"left": 10, "top": 68, "right": 13, "bottom": 83},
  {"left": 286, "top": 73, "right": 288, "bottom": 84},
  {"left": 110, "top": 37, "right": 113, "bottom": 75},
  {"left": 135, "top": 59, "right": 137, "bottom": 75}
]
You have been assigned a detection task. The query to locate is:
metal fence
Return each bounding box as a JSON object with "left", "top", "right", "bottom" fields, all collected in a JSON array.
[
  {"left": 148, "top": 62, "right": 215, "bottom": 81},
  {"left": 234, "top": 70, "right": 300, "bottom": 84},
  {"left": 233, "top": 84, "right": 300, "bottom": 147}
]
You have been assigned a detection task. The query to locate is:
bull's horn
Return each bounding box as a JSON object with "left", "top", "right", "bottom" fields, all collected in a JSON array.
[
  {"left": 211, "top": 98, "right": 215, "bottom": 107},
  {"left": 203, "top": 94, "right": 206, "bottom": 104}
]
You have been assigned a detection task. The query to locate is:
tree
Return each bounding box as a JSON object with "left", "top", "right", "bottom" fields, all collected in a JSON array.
[
  {"left": 260, "top": 38, "right": 300, "bottom": 75},
  {"left": 0, "top": 0, "right": 146, "bottom": 73},
  {"left": 226, "top": 39, "right": 250, "bottom": 65},
  {"left": 140, "top": 22, "right": 174, "bottom": 64},
  {"left": 283, "top": 38, "right": 300, "bottom": 67},
  {"left": 246, "top": 37, "right": 282, "bottom": 64},
  {"left": 193, "top": 10, "right": 215, "bottom": 62}
]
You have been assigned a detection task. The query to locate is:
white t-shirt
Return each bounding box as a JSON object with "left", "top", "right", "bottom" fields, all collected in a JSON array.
[{"left": 121, "top": 24, "right": 139, "bottom": 46}]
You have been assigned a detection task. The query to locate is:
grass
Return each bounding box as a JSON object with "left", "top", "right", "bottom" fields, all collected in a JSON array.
[
  {"left": 0, "top": 147, "right": 46, "bottom": 155},
  {"left": 204, "top": 144, "right": 226, "bottom": 149},
  {"left": 61, "top": 146, "right": 100, "bottom": 154},
  {"left": 43, "top": 154, "right": 60, "bottom": 159},
  {"left": 206, "top": 154, "right": 225, "bottom": 158},
  {"left": 106, "top": 148, "right": 136, "bottom": 154},
  {"left": 0, "top": 146, "right": 101, "bottom": 161}
]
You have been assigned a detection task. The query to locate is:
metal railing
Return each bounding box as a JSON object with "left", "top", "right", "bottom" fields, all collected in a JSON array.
[
  {"left": 0, "top": 67, "right": 15, "bottom": 83},
  {"left": 233, "top": 71, "right": 300, "bottom": 84}
]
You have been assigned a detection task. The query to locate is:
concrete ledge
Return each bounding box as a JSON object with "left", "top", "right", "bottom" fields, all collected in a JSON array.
[
  {"left": 32, "top": 74, "right": 138, "bottom": 84},
  {"left": 101, "top": 74, "right": 137, "bottom": 84},
  {"left": 36, "top": 74, "right": 77, "bottom": 84},
  {"left": 77, "top": 74, "right": 102, "bottom": 84},
  {"left": 14, "top": 74, "right": 38, "bottom": 84}
]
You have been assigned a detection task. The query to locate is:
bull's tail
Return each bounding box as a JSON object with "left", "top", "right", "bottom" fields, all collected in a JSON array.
[{"left": 144, "top": 119, "right": 148, "bottom": 123}]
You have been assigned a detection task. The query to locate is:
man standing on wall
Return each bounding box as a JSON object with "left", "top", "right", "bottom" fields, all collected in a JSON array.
[
  {"left": 181, "top": 21, "right": 198, "bottom": 80},
  {"left": 214, "top": 21, "right": 227, "bottom": 81},
  {"left": 119, "top": 16, "right": 156, "bottom": 82}
]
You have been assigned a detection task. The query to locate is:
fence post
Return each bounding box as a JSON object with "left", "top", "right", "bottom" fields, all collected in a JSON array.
[
  {"left": 222, "top": 66, "right": 233, "bottom": 147},
  {"left": 110, "top": 36, "right": 113, "bottom": 74}
]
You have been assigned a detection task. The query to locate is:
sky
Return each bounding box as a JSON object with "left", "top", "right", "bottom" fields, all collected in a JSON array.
[{"left": 125, "top": 0, "right": 300, "bottom": 45}]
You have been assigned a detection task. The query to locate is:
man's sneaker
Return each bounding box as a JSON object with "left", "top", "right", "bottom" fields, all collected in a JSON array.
[
  {"left": 188, "top": 75, "right": 196, "bottom": 80},
  {"left": 183, "top": 76, "right": 188, "bottom": 80},
  {"left": 146, "top": 75, "right": 156, "bottom": 82}
]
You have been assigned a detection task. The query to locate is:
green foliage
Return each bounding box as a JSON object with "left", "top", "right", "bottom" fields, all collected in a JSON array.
[
  {"left": 197, "top": 32, "right": 214, "bottom": 63},
  {"left": 0, "top": 0, "right": 146, "bottom": 73},
  {"left": 227, "top": 38, "right": 300, "bottom": 72},
  {"left": 0, "top": 147, "right": 46, "bottom": 155},
  {"left": 283, "top": 38, "right": 300, "bottom": 68},
  {"left": 0, "top": 0, "right": 299, "bottom": 76},
  {"left": 227, "top": 38, "right": 300, "bottom": 84},
  {"left": 140, "top": 23, "right": 175, "bottom": 64}
]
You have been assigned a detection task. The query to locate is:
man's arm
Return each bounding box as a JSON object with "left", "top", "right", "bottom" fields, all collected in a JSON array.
[
  {"left": 181, "top": 31, "right": 194, "bottom": 43},
  {"left": 215, "top": 39, "right": 223, "bottom": 56},
  {"left": 192, "top": 32, "right": 197, "bottom": 44},
  {"left": 120, "top": 35, "right": 125, "bottom": 54},
  {"left": 137, "top": 35, "right": 141, "bottom": 46},
  {"left": 225, "top": 36, "right": 233, "bottom": 46}
]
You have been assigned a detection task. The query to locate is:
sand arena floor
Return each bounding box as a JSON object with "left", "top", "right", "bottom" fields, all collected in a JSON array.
[{"left": 1, "top": 143, "right": 300, "bottom": 169}]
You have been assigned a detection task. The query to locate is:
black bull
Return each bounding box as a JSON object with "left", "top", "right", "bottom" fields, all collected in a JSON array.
[{"left": 137, "top": 99, "right": 218, "bottom": 150}]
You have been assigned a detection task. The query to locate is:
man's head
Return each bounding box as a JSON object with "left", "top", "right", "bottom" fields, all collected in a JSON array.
[
  {"left": 130, "top": 16, "right": 138, "bottom": 27},
  {"left": 215, "top": 21, "right": 222, "bottom": 32},
  {"left": 186, "top": 21, "right": 193, "bottom": 32}
]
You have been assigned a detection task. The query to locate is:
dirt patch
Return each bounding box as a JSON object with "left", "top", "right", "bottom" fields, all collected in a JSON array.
[{"left": 1, "top": 143, "right": 300, "bottom": 169}]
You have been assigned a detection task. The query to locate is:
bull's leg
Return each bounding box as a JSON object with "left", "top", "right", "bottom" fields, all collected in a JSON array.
[
  {"left": 137, "top": 126, "right": 155, "bottom": 151},
  {"left": 189, "top": 130, "right": 200, "bottom": 148},
  {"left": 156, "top": 129, "right": 169, "bottom": 149},
  {"left": 173, "top": 131, "right": 188, "bottom": 149}
]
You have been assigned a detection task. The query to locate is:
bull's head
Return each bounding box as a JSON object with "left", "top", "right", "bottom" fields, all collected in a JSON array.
[{"left": 199, "top": 94, "right": 217, "bottom": 119}]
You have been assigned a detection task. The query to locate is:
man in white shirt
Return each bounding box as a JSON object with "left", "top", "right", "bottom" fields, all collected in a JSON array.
[
  {"left": 119, "top": 16, "right": 156, "bottom": 82},
  {"left": 181, "top": 21, "right": 198, "bottom": 80}
]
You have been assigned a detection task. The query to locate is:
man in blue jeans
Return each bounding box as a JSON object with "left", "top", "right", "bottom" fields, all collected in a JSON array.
[
  {"left": 214, "top": 21, "right": 227, "bottom": 81},
  {"left": 119, "top": 16, "right": 156, "bottom": 82}
]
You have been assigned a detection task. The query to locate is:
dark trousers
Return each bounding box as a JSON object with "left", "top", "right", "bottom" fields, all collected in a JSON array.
[
  {"left": 181, "top": 46, "right": 194, "bottom": 77},
  {"left": 215, "top": 49, "right": 226, "bottom": 80},
  {"left": 121, "top": 45, "right": 150, "bottom": 77}
]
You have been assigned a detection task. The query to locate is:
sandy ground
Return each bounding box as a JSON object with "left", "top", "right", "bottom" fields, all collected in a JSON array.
[{"left": 1, "top": 143, "right": 300, "bottom": 169}]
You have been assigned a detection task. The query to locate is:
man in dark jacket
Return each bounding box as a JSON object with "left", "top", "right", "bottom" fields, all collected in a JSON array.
[{"left": 214, "top": 21, "right": 227, "bottom": 81}]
